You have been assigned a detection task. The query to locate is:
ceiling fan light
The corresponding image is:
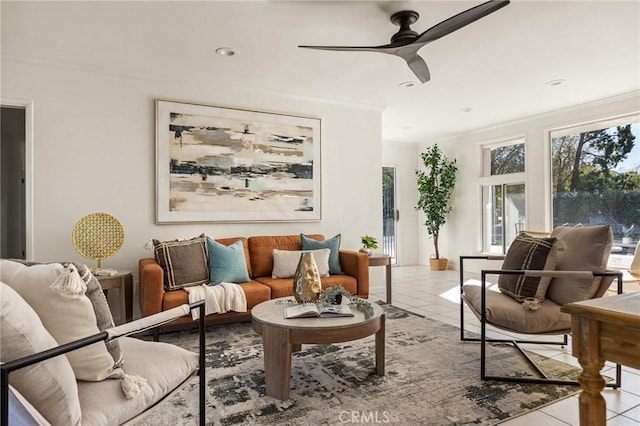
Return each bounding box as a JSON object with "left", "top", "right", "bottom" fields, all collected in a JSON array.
[
  {"left": 215, "top": 47, "right": 237, "bottom": 57},
  {"left": 545, "top": 79, "right": 565, "bottom": 87},
  {"left": 399, "top": 81, "right": 416, "bottom": 88}
]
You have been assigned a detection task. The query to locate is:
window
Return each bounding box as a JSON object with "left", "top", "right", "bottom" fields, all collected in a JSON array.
[
  {"left": 550, "top": 115, "right": 640, "bottom": 264},
  {"left": 480, "top": 140, "right": 526, "bottom": 253}
]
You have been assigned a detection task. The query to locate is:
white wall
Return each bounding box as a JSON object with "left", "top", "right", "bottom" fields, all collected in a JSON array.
[
  {"left": 420, "top": 91, "right": 640, "bottom": 270},
  {"left": 382, "top": 141, "right": 419, "bottom": 265},
  {"left": 1, "top": 61, "right": 383, "bottom": 276}
]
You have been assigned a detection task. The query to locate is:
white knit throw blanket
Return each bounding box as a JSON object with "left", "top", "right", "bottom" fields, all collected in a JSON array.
[{"left": 184, "top": 283, "right": 247, "bottom": 320}]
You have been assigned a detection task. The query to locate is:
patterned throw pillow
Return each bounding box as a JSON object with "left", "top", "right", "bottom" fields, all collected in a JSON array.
[
  {"left": 300, "top": 233, "right": 344, "bottom": 274},
  {"left": 498, "top": 235, "right": 558, "bottom": 304},
  {"left": 153, "top": 235, "right": 209, "bottom": 290}
]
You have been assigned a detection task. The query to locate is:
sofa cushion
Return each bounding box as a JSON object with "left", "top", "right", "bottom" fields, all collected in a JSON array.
[
  {"left": 1, "top": 282, "right": 82, "bottom": 426},
  {"left": 77, "top": 337, "right": 199, "bottom": 426},
  {"left": 301, "top": 233, "right": 344, "bottom": 274},
  {"left": 255, "top": 275, "right": 358, "bottom": 299},
  {"left": 206, "top": 237, "right": 250, "bottom": 284},
  {"left": 153, "top": 235, "right": 209, "bottom": 290},
  {"left": 498, "top": 234, "right": 558, "bottom": 303},
  {"left": 463, "top": 281, "right": 571, "bottom": 334},
  {"left": 1, "top": 261, "right": 124, "bottom": 382},
  {"left": 162, "top": 281, "right": 271, "bottom": 312},
  {"left": 248, "top": 234, "right": 324, "bottom": 277},
  {"left": 271, "top": 248, "right": 330, "bottom": 278},
  {"left": 546, "top": 225, "right": 612, "bottom": 305}
]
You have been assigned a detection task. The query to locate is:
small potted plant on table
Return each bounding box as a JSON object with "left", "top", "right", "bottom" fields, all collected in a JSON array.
[{"left": 359, "top": 235, "right": 379, "bottom": 256}]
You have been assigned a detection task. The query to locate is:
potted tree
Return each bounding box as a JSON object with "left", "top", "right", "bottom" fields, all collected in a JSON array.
[{"left": 416, "top": 144, "right": 457, "bottom": 270}]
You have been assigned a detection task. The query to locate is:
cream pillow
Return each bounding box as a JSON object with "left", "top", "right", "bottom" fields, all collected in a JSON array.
[
  {"left": 272, "top": 248, "right": 330, "bottom": 279},
  {"left": 1, "top": 282, "right": 82, "bottom": 425},
  {"left": 1, "top": 261, "right": 124, "bottom": 382}
]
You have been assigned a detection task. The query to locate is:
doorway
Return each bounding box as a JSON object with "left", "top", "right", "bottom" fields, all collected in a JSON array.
[
  {"left": 1, "top": 104, "right": 28, "bottom": 259},
  {"left": 382, "top": 166, "right": 397, "bottom": 264}
]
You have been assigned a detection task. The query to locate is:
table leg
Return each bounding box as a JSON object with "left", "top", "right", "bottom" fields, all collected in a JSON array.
[
  {"left": 574, "top": 317, "right": 606, "bottom": 426},
  {"left": 123, "top": 274, "right": 133, "bottom": 323},
  {"left": 375, "top": 314, "right": 385, "bottom": 376},
  {"left": 385, "top": 263, "right": 392, "bottom": 304},
  {"left": 262, "top": 325, "right": 292, "bottom": 400}
]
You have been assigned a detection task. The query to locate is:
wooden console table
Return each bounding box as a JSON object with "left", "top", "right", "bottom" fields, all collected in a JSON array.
[
  {"left": 368, "top": 253, "right": 392, "bottom": 304},
  {"left": 561, "top": 293, "right": 640, "bottom": 426},
  {"left": 96, "top": 270, "right": 133, "bottom": 324}
]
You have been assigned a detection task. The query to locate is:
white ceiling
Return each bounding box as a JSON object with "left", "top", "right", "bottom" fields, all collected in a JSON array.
[{"left": 3, "top": 0, "right": 640, "bottom": 143}]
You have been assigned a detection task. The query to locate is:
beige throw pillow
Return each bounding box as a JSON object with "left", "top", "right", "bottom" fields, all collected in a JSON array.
[
  {"left": 272, "top": 248, "right": 331, "bottom": 279},
  {"left": 1, "top": 282, "right": 82, "bottom": 426},
  {"left": 546, "top": 225, "right": 613, "bottom": 305},
  {"left": 1, "top": 261, "right": 124, "bottom": 382}
]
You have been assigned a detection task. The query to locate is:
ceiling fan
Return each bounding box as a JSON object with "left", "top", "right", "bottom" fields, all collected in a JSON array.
[{"left": 299, "top": 0, "right": 510, "bottom": 84}]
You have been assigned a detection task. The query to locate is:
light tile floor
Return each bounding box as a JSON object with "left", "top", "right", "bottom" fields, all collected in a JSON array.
[{"left": 368, "top": 265, "right": 640, "bottom": 425}]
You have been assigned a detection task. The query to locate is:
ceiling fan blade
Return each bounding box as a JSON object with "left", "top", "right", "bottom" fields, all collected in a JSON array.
[
  {"left": 415, "top": 0, "right": 510, "bottom": 45},
  {"left": 405, "top": 54, "right": 431, "bottom": 83},
  {"left": 299, "top": 44, "right": 399, "bottom": 54}
]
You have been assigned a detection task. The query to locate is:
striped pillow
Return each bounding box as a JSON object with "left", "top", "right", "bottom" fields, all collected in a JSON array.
[
  {"left": 498, "top": 235, "right": 558, "bottom": 303},
  {"left": 153, "top": 235, "right": 209, "bottom": 290}
]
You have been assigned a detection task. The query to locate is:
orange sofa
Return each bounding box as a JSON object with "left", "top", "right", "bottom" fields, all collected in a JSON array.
[{"left": 139, "top": 234, "right": 369, "bottom": 329}]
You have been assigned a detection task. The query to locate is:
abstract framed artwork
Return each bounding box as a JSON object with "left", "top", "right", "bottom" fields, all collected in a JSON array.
[{"left": 156, "top": 100, "right": 321, "bottom": 223}]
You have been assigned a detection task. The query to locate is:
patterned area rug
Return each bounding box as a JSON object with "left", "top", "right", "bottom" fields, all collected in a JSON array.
[{"left": 133, "top": 303, "right": 581, "bottom": 426}]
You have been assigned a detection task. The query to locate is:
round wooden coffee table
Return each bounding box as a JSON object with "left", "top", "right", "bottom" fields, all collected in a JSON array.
[{"left": 251, "top": 297, "right": 385, "bottom": 400}]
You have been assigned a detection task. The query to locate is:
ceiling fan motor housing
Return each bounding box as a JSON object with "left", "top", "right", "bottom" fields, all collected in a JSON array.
[{"left": 390, "top": 10, "right": 420, "bottom": 44}]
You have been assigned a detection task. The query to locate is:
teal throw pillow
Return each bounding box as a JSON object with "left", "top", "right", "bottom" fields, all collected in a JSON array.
[
  {"left": 206, "top": 237, "right": 250, "bottom": 284},
  {"left": 300, "top": 233, "right": 343, "bottom": 274}
]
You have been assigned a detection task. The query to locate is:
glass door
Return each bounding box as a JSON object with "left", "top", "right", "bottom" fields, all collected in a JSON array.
[{"left": 382, "top": 167, "right": 397, "bottom": 264}]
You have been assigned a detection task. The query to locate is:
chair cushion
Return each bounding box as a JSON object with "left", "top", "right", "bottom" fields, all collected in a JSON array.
[
  {"left": 301, "top": 233, "right": 344, "bottom": 274},
  {"left": 0, "top": 282, "right": 82, "bottom": 426},
  {"left": 206, "top": 237, "right": 250, "bottom": 284},
  {"left": 271, "top": 248, "right": 331, "bottom": 278},
  {"left": 546, "top": 225, "right": 612, "bottom": 305},
  {"left": 153, "top": 235, "right": 209, "bottom": 290},
  {"left": 77, "top": 337, "right": 199, "bottom": 426},
  {"left": 463, "top": 282, "right": 571, "bottom": 334},
  {"left": 498, "top": 235, "right": 558, "bottom": 303}
]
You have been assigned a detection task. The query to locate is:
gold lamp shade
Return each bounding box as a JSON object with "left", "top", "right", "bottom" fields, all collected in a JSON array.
[{"left": 72, "top": 212, "right": 124, "bottom": 269}]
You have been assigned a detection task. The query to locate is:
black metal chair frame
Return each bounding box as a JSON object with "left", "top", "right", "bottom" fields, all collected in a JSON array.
[
  {"left": 1, "top": 300, "right": 206, "bottom": 426},
  {"left": 459, "top": 255, "right": 622, "bottom": 387}
]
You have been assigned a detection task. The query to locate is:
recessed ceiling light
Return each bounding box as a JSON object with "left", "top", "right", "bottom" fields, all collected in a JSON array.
[
  {"left": 215, "top": 47, "right": 237, "bottom": 57},
  {"left": 459, "top": 107, "right": 472, "bottom": 113},
  {"left": 399, "top": 81, "right": 416, "bottom": 88},
  {"left": 545, "top": 79, "right": 565, "bottom": 87}
]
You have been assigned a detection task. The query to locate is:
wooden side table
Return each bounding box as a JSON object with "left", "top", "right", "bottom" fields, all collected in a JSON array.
[
  {"left": 561, "top": 293, "right": 640, "bottom": 426},
  {"left": 95, "top": 270, "right": 133, "bottom": 324},
  {"left": 368, "top": 253, "right": 392, "bottom": 304}
]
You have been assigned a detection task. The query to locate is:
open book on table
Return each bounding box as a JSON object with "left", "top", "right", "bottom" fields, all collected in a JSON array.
[{"left": 284, "top": 302, "right": 354, "bottom": 319}]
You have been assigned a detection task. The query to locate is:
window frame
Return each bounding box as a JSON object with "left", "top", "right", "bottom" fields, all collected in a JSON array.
[
  {"left": 479, "top": 137, "right": 527, "bottom": 254},
  {"left": 547, "top": 112, "right": 640, "bottom": 266}
]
